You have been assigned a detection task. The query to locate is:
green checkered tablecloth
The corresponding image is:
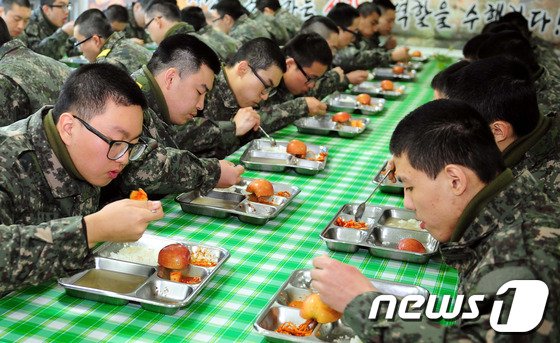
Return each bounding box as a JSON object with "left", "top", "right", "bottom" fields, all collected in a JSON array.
[{"left": 0, "top": 59, "right": 459, "bottom": 342}]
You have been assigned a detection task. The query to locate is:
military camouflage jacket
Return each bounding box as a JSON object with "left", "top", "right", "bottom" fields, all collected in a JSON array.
[
  {"left": 307, "top": 68, "right": 349, "bottom": 100},
  {"left": 22, "top": 8, "right": 73, "bottom": 60},
  {"left": 333, "top": 42, "right": 391, "bottom": 72},
  {"left": 0, "top": 39, "right": 71, "bottom": 126},
  {"left": 343, "top": 170, "right": 560, "bottom": 342},
  {"left": 95, "top": 31, "right": 152, "bottom": 74},
  {"left": 356, "top": 34, "right": 380, "bottom": 51},
  {"left": 532, "top": 36, "right": 560, "bottom": 80},
  {"left": 0, "top": 107, "right": 96, "bottom": 295},
  {"left": 251, "top": 12, "right": 289, "bottom": 46},
  {"left": 229, "top": 14, "right": 270, "bottom": 45},
  {"left": 204, "top": 69, "right": 239, "bottom": 122},
  {"left": 124, "top": 6, "right": 152, "bottom": 43},
  {"left": 111, "top": 66, "right": 222, "bottom": 196},
  {"left": 504, "top": 114, "right": 560, "bottom": 202},
  {"left": 257, "top": 81, "right": 308, "bottom": 132},
  {"left": 534, "top": 66, "right": 560, "bottom": 117},
  {"left": 274, "top": 8, "right": 302, "bottom": 39},
  {"left": 163, "top": 22, "right": 194, "bottom": 39},
  {"left": 194, "top": 25, "right": 240, "bottom": 62}
]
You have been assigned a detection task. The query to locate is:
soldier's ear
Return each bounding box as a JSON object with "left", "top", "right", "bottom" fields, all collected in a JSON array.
[
  {"left": 285, "top": 58, "right": 295, "bottom": 69},
  {"left": 443, "top": 164, "right": 468, "bottom": 196},
  {"left": 236, "top": 60, "right": 249, "bottom": 77},
  {"left": 57, "top": 112, "right": 76, "bottom": 145},
  {"left": 490, "top": 120, "right": 514, "bottom": 143},
  {"left": 163, "top": 67, "right": 179, "bottom": 89}
]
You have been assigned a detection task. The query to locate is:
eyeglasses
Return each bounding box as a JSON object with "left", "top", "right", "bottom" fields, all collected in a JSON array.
[
  {"left": 293, "top": 59, "right": 320, "bottom": 86},
  {"left": 212, "top": 15, "right": 225, "bottom": 23},
  {"left": 341, "top": 26, "right": 360, "bottom": 37},
  {"left": 74, "top": 35, "right": 94, "bottom": 47},
  {"left": 73, "top": 116, "right": 147, "bottom": 161},
  {"left": 248, "top": 64, "right": 277, "bottom": 97},
  {"left": 144, "top": 16, "right": 161, "bottom": 29},
  {"left": 49, "top": 3, "right": 71, "bottom": 11}
]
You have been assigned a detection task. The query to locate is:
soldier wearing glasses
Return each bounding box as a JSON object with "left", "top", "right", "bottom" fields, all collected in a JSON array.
[
  {"left": 0, "top": 64, "right": 164, "bottom": 296},
  {"left": 22, "top": 0, "right": 75, "bottom": 59}
]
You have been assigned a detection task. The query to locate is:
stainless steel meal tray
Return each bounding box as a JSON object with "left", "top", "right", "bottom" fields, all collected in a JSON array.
[
  {"left": 320, "top": 204, "right": 439, "bottom": 264},
  {"left": 59, "top": 234, "right": 229, "bottom": 314},
  {"left": 391, "top": 61, "right": 423, "bottom": 71},
  {"left": 350, "top": 81, "right": 406, "bottom": 99},
  {"left": 324, "top": 93, "right": 385, "bottom": 115},
  {"left": 411, "top": 55, "right": 429, "bottom": 63},
  {"left": 240, "top": 139, "right": 328, "bottom": 175},
  {"left": 373, "top": 160, "right": 404, "bottom": 194},
  {"left": 293, "top": 116, "right": 369, "bottom": 138},
  {"left": 175, "top": 178, "right": 301, "bottom": 225},
  {"left": 371, "top": 68, "right": 417, "bottom": 81},
  {"left": 254, "top": 269, "right": 429, "bottom": 342}
]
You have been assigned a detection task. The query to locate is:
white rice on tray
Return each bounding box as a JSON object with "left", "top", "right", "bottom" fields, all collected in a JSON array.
[{"left": 105, "top": 245, "right": 159, "bottom": 266}]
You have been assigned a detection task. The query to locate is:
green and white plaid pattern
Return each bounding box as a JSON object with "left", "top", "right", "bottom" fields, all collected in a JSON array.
[{"left": 0, "top": 59, "right": 459, "bottom": 342}]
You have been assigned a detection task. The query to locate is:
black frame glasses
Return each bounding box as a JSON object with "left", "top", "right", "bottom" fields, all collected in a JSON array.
[
  {"left": 73, "top": 116, "right": 147, "bottom": 161},
  {"left": 49, "top": 3, "right": 70, "bottom": 11},
  {"left": 248, "top": 64, "right": 277, "bottom": 97},
  {"left": 341, "top": 26, "right": 360, "bottom": 37},
  {"left": 144, "top": 16, "right": 161, "bottom": 29},
  {"left": 74, "top": 35, "right": 94, "bottom": 47},
  {"left": 293, "top": 59, "right": 320, "bottom": 86},
  {"left": 212, "top": 15, "right": 225, "bottom": 23}
]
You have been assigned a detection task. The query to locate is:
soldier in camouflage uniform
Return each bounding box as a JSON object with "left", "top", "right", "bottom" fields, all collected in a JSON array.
[
  {"left": 22, "top": 0, "right": 74, "bottom": 59},
  {"left": 311, "top": 99, "right": 560, "bottom": 342},
  {"left": 124, "top": 0, "right": 152, "bottom": 44},
  {"left": 105, "top": 34, "right": 244, "bottom": 201},
  {"left": 0, "top": 33, "right": 71, "bottom": 125},
  {"left": 199, "top": 38, "right": 285, "bottom": 157},
  {"left": 210, "top": 0, "right": 270, "bottom": 45},
  {"left": 256, "top": 0, "right": 302, "bottom": 40},
  {"left": 251, "top": 10, "right": 288, "bottom": 46},
  {"left": 258, "top": 33, "right": 331, "bottom": 132},
  {"left": 0, "top": 0, "right": 32, "bottom": 38},
  {"left": 73, "top": 9, "right": 151, "bottom": 74},
  {"left": 0, "top": 64, "right": 163, "bottom": 296},
  {"left": 142, "top": 0, "right": 193, "bottom": 45}
]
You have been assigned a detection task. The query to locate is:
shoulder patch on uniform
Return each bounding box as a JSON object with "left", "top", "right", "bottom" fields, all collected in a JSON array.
[
  {"left": 97, "top": 49, "right": 111, "bottom": 58},
  {"left": 136, "top": 81, "right": 143, "bottom": 89}
]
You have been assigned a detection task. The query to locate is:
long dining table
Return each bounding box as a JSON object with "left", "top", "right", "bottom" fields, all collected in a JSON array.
[{"left": 0, "top": 52, "right": 460, "bottom": 342}]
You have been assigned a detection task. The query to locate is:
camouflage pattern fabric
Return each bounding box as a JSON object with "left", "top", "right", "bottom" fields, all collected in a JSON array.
[
  {"left": 532, "top": 36, "right": 560, "bottom": 80},
  {"left": 22, "top": 8, "right": 74, "bottom": 60},
  {"left": 124, "top": 6, "right": 152, "bottom": 44},
  {"left": 342, "top": 170, "right": 560, "bottom": 342},
  {"left": 95, "top": 31, "right": 152, "bottom": 74},
  {"left": 229, "top": 14, "right": 270, "bottom": 45},
  {"left": 203, "top": 69, "right": 239, "bottom": 122},
  {"left": 257, "top": 81, "right": 308, "bottom": 132},
  {"left": 0, "top": 39, "right": 71, "bottom": 126},
  {"left": 194, "top": 25, "right": 240, "bottom": 62},
  {"left": 274, "top": 8, "right": 302, "bottom": 39},
  {"left": 251, "top": 12, "right": 289, "bottom": 46},
  {"left": 534, "top": 66, "right": 560, "bottom": 117},
  {"left": 0, "top": 108, "right": 96, "bottom": 295},
  {"left": 163, "top": 22, "right": 194, "bottom": 39},
  {"left": 333, "top": 43, "right": 391, "bottom": 72},
  {"left": 307, "top": 68, "right": 349, "bottom": 100},
  {"left": 504, "top": 114, "right": 560, "bottom": 202},
  {"left": 357, "top": 34, "right": 380, "bottom": 50}
]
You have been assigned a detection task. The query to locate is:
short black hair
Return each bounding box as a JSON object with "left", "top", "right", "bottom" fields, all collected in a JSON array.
[
  {"left": 327, "top": 3, "right": 359, "bottom": 29},
  {"left": 53, "top": 63, "right": 147, "bottom": 122},
  {"left": 180, "top": 6, "right": 206, "bottom": 31},
  {"left": 148, "top": 33, "right": 220, "bottom": 76},
  {"left": 499, "top": 11, "right": 530, "bottom": 38},
  {"left": 390, "top": 99, "right": 505, "bottom": 183},
  {"left": 462, "top": 33, "right": 489, "bottom": 60},
  {"left": 226, "top": 37, "right": 286, "bottom": 73},
  {"left": 104, "top": 4, "right": 128, "bottom": 23},
  {"left": 145, "top": 0, "right": 181, "bottom": 22},
  {"left": 255, "top": 0, "right": 280, "bottom": 12},
  {"left": 40, "top": 0, "right": 56, "bottom": 7},
  {"left": 357, "top": 2, "right": 381, "bottom": 17},
  {"left": 445, "top": 56, "right": 539, "bottom": 137},
  {"left": 373, "top": 0, "right": 396, "bottom": 12},
  {"left": 300, "top": 15, "right": 339, "bottom": 41},
  {"left": 0, "top": 17, "right": 10, "bottom": 46},
  {"left": 481, "top": 21, "right": 518, "bottom": 35},
  {"left": 477, "top": 30, "right": 539, "bottom": 73},
  {"left": 1, "top": 0, "right": 31, "bottom": 10},
  {"left": 211, "top": 0, "right": 245, "bottom": 21},
  {"left": 430, "top": 59, "right": 469, "bottom": 96},
  {"left": 75, "top": 9, "right": 113, "bottom": 39},
  {"left": 282, "top": 33, "right": 332, "bottom": 67}
]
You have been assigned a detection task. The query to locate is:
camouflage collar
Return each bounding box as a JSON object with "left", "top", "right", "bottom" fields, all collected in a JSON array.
[
  {"left": 197, "top": 25, "right": 211, "bottom": 35},
  {"left": 0, "top": 39, "right": 26, "bottom": 59},
  {"left": 30, "top": 107, "right": 90, "bottom": 198},
  {"left": 97, "top": 31, "right": 125, "bottom": 58},
  {"left": 502, "top": 114, "right": 552, "bottom": 168},
  {"left": 232, "top": 14, "right": 249, "bottom": 30},
  {"left": 139, "top": 65, "right": 172, "bottom": 124},
  {"left": 220, "top": 68, "right": 241, "bottom": 109},
  {"left": 34, "top": 8, "right": 59, "bottom": 33},
  {"left": 164, "top": 22, "right": 194, "bottom": 40}
]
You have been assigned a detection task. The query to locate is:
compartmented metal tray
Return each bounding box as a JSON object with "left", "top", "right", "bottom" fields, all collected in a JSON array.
[
  {"left": 254, "top": 269, "right": 429, "bottom": 342},
  {"left": 175, "top": 178, "right": 300, "bottom": 225},
  {"left": 320, "top": 204, "right": 439, "bottom": 263},
  {"left": 59, "top": 234, "right": 229, "bottom": 314},
  {"left": 350, "top": 81, "right": 406, "bottom": 99},
  {"left": 411, "top": 55, "right": 429, "bottom": 63},
  {"left": 324, "top": 93, "right": 385, "bottom": 114},
  {"left": 293, "top": 116, "right": 369, "bottom": 138},
  {"left": 373, "top": 160, "right": 404, "bottom": 194},
  {"left": 240, "top": 139, "right": 328, "bottom": 175},
  {"left": 391, "top": 61, "right": 423, "bottom": 71},
  {"left": 371, "top": 67, "right": 417, "bottom": 81}
]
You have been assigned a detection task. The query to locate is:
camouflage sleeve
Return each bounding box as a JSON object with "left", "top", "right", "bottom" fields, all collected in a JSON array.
[
  {"left": 172, "top": 117, "right": 239, "bottom": 159},
  {"left": 258, "top": 97, "right": 308, "bottom": 132},
  {"left": 0, "top": 75, "right": 32, "bottom": 126},
  {"left": 333, "top": 46, "right": 391, "bottom": 72},
  {"left": 26, "top": 28, "right": 70, "bottom": 60},
  {"left": 96, "top": 57, "right": 129, "bottom": 73},
  {"left": 307, "top": 69, "right": 349, "bottom": 100},
  {"left": 119, "top": 139, "right": 221, "bottom": 195}
]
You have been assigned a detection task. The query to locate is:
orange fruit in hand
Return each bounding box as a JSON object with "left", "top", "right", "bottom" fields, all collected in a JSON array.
[
  {"left": 130, "top": 188, "right": 148, "bottom": 201},
  {"left": 331, "top": 112, "right": 351, "bottom": 123},
  {"left": 411, "top": 50, "right": 422, "bottom": 57},
  {"left": 397, "top": 238, "right": 426, "bottom": 253},
  {"left": 392, "top": 65, "right": 405, "bottom": 75},
  {"left": 380, "top": 80, "right": 394, "bottom": 91},
  {"left": 355, "top": 93, "right": 371, "bottom": 105},
  {"left": 300, "top": 293, "right": 342, "bottom": 324}
]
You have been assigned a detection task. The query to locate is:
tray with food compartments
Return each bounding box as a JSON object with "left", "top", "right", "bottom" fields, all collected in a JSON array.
[
  {"left": 324, "top": 93, "right": 385, "bottom": 115},
  {"left": 371, "top": 67, "right": 416, "bottom": 81},
  {"left": 294, "top": 116, "right": 369, "bottom": 138},
  {"left": 350, "top": 81, "right": 406, "bottom": 99}
]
